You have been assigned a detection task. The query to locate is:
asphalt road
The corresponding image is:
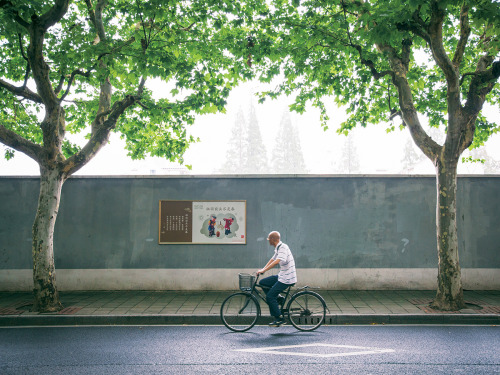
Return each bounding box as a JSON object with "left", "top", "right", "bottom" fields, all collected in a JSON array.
[{"left": 1, "top": 325, "right": 498, "bottom": 374}]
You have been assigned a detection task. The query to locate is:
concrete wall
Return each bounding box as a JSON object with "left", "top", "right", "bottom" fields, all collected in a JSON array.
[{"left": 1, "top": 175, "right": 499, "bottom": 290}]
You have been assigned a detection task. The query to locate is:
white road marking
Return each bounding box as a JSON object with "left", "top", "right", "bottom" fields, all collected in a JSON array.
[{"left": 234, "top": 343, "right": 395, "bottom": 358}]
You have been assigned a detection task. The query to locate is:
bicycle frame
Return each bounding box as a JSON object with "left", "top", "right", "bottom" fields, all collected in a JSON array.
[{"left": 242, "top": 274, "right": 294, "bottom": 314}]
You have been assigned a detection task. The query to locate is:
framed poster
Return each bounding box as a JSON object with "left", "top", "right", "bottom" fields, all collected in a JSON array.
[{"left": 159, "top": 200, "right": 246, "bottom": 244}]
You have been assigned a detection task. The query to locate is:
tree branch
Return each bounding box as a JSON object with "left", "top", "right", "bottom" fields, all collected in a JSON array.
[
  {"left": 84, "top": 0, "right": 112, "bottom": 135},
  {"left": 466, "top": 56, "right": 499, "bottom": 105},
  {"left": 54, "top": 75, "right": 66, "bottom": 95},
  {"left": 339, "top": 0, "right": 394, "bottom": 80},
  {"left": 397, "top": 2, "right": 459, "bottom": 91},
  {"left": 385, "top": 50, "right": 441, "bottom": 161},
  {"left": 427, "top": 1, "right": 458, "bottom": 86},
  {"left": 425, "top": 1, "right": 465, "bottom": 153},
  {"left": 452, "top": 4, "right": 470, "bottom": 67},
  {"left": 55, "top": 36, "right": 135, "bottom": 101},
  {"left": 0, "top": 124, "right": 44, "bottom": 163},
  {"left": 0, "top": 78, "right": 43, "bottom": 103},
  {"left": 177, "top": 21, "right": 196, "bottom": 32},
  {"left": 37, "top": 0, "right": 70, "bottom": 30},
  {"left": 458, "top": 58, "right": 499, "bottom": 155},
  {"left": 61, "top": 93, "right": 141, "bottom": 176},
  {"left": 401, "top": 38, "right": 412, "bottom": 71},
  {"left": 0, "top": 0, "right": 30, "bottom": 29},
  {"left": 459, "top": 71, "right": 478, "bottom": 86},
  {"left": 16, "top": 33, "right": 32, "bottom": 88},
  {"left": 85, "top": 0, "right": 106, "bottom": 42},
  {"left": 27, "top": 0, "right": 71, "bottom": 111},
  {"left": 58, "top": 69, "right": 91, "bottom": 102},
  {"left": 354, "top": 43, "right": 395, "bottom": 80},
  {"left": 396, "top": 8, "right": 431, "bottom": 45}
]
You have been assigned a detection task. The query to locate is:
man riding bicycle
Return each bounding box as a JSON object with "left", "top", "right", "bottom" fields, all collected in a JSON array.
[{"left": 257, "top": 231, "right": 297, "bottom": 327}]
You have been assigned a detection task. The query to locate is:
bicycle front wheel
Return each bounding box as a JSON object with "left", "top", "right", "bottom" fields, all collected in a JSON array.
[
  {"left": 287, "top": 291, "right": 326, "bottom": 331},
  {"left": 220, "top": 292, "right": 260, "bottom": 332}
]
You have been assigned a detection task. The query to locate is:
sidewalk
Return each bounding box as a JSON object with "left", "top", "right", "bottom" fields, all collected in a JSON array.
[{"left": 1, "top": 290, "right": 499, "bottom": 326}]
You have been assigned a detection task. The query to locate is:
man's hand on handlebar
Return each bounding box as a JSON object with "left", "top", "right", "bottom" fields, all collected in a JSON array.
[{"left": 256, "top": 269, "right": 265, "bottom": 275}]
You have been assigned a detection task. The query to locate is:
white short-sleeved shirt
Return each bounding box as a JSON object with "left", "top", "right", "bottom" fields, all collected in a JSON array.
[{"left": 272, "top": 241, "right": 297, "bottom": 284}]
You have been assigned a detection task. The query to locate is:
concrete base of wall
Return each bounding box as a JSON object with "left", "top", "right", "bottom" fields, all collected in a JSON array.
[{"left": 1, "top": 268, "right": 498, "bottom": 291}]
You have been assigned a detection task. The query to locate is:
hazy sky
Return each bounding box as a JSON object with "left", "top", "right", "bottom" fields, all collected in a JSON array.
[{"left": 1, "top": 80, "right": 499, "bottom": 176}]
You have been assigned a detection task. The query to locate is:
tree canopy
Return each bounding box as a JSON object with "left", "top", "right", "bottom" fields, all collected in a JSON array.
[
  {"left": 252, "top": 0, "right": 499, "bottom": 145},
  {"left": 0, "top": 0, "right": 260, "bottom": 172}
]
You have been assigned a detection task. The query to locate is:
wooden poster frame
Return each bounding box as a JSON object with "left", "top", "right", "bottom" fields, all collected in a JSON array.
[{"left": 159, "top": 200, "right": 246, "bottom": 244}]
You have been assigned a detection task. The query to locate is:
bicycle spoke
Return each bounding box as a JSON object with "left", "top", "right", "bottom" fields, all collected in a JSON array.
[
  {"left": 220, "top": 292, "right": 260, "bottom": 332},
  {"left": 287, "top": 291, "right": 326, "bottom": 331}
]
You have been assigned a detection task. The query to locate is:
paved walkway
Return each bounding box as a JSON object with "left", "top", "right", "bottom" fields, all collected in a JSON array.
[{"left": 1, "top": 290, "right": 499, "bottom": 326}]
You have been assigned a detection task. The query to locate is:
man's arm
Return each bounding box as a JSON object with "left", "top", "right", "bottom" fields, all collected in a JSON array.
[{"left": 257, "top": 258, "right": 280, "bottom": 275}]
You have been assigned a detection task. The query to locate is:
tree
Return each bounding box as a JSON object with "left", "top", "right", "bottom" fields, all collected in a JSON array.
[
  {"left": 220, "top": 103, "right": 268, "bottom": 173},
  {"left": 271, "top": 110, "right": 308, "bottom": 173},
  {"left": 401, "top": 139, "right": 425, "bottom": 173},
  {"left": 220, "top": 107, "right": 247, "bottom": 173},
  {"left": 252, "top": 0, "right": 500, "bottom": 309},
  {"left": 340, "top": 133, "right": 360, "bottom": 173},
  {"left": 245, "top": 101, "right": 268, "bottom": 173},
  {"left": 0, "top": 0, "right": 255, "bottom": 312}
]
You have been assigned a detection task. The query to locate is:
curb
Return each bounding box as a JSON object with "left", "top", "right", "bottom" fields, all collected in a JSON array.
[
  {"left": 1, "top": 314, "right": 498, "bottom": 327},
  {"left": 329, "top": 314, "right": 500, "bottom": 325}
]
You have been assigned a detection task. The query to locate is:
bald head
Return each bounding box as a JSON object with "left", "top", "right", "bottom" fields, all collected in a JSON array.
[{"left": 267, "top": 231, "right": 281, "bottom": 246}]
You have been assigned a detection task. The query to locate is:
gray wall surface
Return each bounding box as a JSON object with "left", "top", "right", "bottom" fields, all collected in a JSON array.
[{"left": 1, "top": 175, "right": 499, "bottom": 272}]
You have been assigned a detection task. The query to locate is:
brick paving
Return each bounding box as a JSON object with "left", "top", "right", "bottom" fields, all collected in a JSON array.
[{"left": 0, "top": 290, "right": 498, "bottom": 326}]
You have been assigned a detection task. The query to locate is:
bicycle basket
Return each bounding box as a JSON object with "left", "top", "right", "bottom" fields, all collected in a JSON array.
[{"left": 238, "top": 273, "right": 255, "bottom": 291}]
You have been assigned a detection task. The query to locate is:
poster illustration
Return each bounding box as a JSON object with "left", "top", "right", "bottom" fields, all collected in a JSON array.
[{"left": 159, "top": 200, "right": 246, "bottom": 244}]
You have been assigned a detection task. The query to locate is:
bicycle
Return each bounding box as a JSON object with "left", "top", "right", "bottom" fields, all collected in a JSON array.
[{"left": 220, "top": 273, "right": 327, "bottom": 332}]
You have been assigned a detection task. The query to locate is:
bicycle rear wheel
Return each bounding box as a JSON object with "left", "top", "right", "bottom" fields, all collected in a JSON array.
[
  {"left": 287, "top": 291, "right": 326, "bottom": 331},
  {"left": 220, "top": 292, "right": 260, "bottom": 332}
]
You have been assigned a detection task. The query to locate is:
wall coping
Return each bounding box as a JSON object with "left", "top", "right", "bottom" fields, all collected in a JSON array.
[{"left": 1, "top": 174, "right": 499, "bottom": 180}]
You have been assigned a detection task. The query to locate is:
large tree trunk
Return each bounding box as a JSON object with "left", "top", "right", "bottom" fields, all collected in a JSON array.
[
  {"left": 0, "top": 0, "right": 137, "bottom": 313},
  {"left": 431, "top": 156, "right": 465, "bottom": 311},
  {"left": 32, "top": 166, "right": 65, "bottom": 312}
]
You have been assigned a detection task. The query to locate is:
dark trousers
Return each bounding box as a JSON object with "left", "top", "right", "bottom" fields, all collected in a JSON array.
[{"left": 259, "top": 275, "right": 290, "bottom": 318}]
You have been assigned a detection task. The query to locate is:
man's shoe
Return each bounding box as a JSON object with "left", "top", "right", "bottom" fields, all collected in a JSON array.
[{"left": 269, "top": 318, "right": 286, "bottom": 327}]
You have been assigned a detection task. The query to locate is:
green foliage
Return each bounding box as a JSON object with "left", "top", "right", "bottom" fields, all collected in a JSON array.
[
  {"left": 0, "top": 0, "right": 258, "bottom": 166},
  {"left": 462, "top": 155, "right": 485, "bottom": 164},
  {"left": 61, "top": 140, "right": 80, "bottom": 159},
  {"left": 250, "top": 0, "right": 499, "bottom": 149},
  {"left": 470, "top": 115, "right": 500, "bottom": 149},
  {"left": 4, "top": 147, "right": 15, "bottom": 160},
  {"left": 0, "top": 89, "right": 42, "bottom": 143}
]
